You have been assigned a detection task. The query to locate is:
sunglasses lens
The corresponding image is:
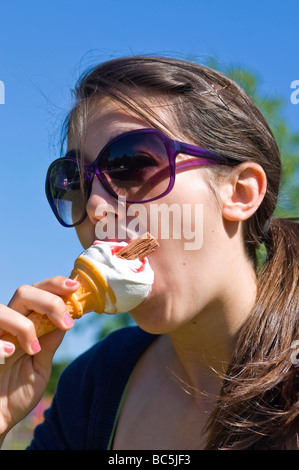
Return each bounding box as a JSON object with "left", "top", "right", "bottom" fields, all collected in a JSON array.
[
  {"left": 47, "top": 159, "right": 87, "bottom": 226},
  {"left": 99, "top": 133, "right": 171, "bottom": 202},
  {"left": 46, "top": 131, "right": 173, "bottom": 227}
]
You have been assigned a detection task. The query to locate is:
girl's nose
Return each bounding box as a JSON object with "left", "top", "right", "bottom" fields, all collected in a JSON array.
[
  {"left": 86, "top": 177, "right": 130, "bottom": 241},
  {"left": 86, "top": 177, "right": 118, "bottom": 226}
]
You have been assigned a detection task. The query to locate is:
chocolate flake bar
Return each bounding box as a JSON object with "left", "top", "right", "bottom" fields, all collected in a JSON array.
[{"left": 116, "top": 233, "right": 159, "bottom": 260}]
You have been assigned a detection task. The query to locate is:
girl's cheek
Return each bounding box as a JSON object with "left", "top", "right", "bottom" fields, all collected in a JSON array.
[{"left": 75, "top": 221, "right": 95, "bottom": 249}]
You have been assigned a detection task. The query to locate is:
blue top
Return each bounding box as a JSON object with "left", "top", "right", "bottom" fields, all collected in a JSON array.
[{"left": 28, "top": 326, "right": 156, "bottom": 450}]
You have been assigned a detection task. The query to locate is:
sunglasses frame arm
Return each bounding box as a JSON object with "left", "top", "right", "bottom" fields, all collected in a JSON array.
[{"left": 173, "top": 140, "right": 241, "bottom": 166}]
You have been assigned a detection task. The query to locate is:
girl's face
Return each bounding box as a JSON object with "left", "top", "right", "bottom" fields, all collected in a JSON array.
[{"left": 68, "top": 99, "right": 235, "bottom": 334}]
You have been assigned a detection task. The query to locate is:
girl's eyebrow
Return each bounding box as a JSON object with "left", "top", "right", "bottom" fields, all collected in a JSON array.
[
  {"left": 65, "top": 129, "right": 145, "bottom": 163},
  {"left": 65, "top": 132, "right": 120, "bottom": 162}
]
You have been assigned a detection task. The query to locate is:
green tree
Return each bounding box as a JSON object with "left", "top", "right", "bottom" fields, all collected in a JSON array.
[{"left": 207, "top": 58, "right": 299, "bottom": 217}]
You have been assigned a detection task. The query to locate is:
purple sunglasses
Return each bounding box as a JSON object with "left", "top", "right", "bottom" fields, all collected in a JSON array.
[{"left": 45, "top": 127, "right": 241, "bottom": 227}]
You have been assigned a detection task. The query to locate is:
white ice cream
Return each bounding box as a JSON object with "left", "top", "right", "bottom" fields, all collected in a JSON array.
[{"left": 80, "top": 240, "right": 154, "bottom": 314}]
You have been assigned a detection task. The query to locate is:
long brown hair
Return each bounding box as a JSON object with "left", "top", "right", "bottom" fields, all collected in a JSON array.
[{"left": 62, "top": 56, "right": 299, "bottom": 449}]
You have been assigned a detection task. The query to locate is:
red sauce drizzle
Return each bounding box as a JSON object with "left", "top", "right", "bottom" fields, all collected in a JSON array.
[
  {"left": 131, "top": 258, "right": 146, "bottom": 273},
  {"left": 111, "top": 245, "right": 124, "bottom": 256}
]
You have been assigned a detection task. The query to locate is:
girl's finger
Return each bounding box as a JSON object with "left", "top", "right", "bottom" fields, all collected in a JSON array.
[
  {"left": 32, "top": 276, "right": 80, "bottom": 296},
  {"left": 0, "top": 340, "right": 16, "bottom": 360},
  {"left": 0, "top": 303, "right": 41, "bottom": 355}
]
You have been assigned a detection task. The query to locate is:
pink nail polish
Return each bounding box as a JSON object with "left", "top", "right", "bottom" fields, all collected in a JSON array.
[
  {"left": 4, "top": 342, "right": 15, "bottom": 354},
  {"left": 65, "top": 279, "right": 78, "bottom": 287},
  {"left": 63, "top": 311, "right": 74, "bottom": 328},
  {"left": 31, "top": 338, "right": 41, "bottom": 354}
]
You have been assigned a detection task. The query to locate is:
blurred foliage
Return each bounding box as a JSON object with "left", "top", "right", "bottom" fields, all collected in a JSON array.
[
  {"left": 46, "top": 361, "right": 70, "bottom": 395},
  {"left": 96, "top": 311, "right": 135, "bottom": 340},
  {"left": 206, "top": 58, "right": 299, "bottom": 217}
]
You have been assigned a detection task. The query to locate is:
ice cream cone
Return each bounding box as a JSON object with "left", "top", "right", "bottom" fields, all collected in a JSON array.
[
  {"left": 63, "top": 255, "right": 114, "bottom": 318},
  {"left": 2, "top": 234, "right": 158, "bottom": 350},
  {"left": 2, "top": 255, "right": 113, "bottom": 348}
]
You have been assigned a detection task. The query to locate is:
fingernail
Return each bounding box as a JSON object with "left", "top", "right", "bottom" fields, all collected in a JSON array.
[
  {"left": 31, "top": 338, "right": 41, "bottom": 354},
  {"left": 63, "top": 311, "right": 74, "bottom": 328},
  {"left": 65, "top": 279, "right": 78, "bottom": 287},
  {"left": 4, "top": 342, "right": 15, "bottom": 355}
]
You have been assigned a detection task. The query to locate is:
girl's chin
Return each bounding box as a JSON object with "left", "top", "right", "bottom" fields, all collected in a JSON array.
[{"left": 129, "top": 300, "right": 180, "bottom": 336}]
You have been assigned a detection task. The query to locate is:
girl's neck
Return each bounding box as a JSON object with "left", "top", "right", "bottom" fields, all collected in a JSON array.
[{"left": 166, "top": 258, "right": 257, "bottom": 393}]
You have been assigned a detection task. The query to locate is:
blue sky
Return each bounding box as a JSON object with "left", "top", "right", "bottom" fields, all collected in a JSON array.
[{"left": 0, "top": 0, "right": 298, "bottom": 359}]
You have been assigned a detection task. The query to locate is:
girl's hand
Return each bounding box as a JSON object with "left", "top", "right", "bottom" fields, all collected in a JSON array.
[{"left": 0, "top": 276, "right": 79, "bottom": 441}]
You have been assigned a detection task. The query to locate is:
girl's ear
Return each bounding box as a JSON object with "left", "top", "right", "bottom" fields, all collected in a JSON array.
[{"left": 220, "top": 162, "right": 267, "bottom": 222}]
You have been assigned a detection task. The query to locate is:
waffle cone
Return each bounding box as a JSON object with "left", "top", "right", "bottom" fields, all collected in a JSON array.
[{"left": 2, "top": 255, "right": 113, "bottom": 348}]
